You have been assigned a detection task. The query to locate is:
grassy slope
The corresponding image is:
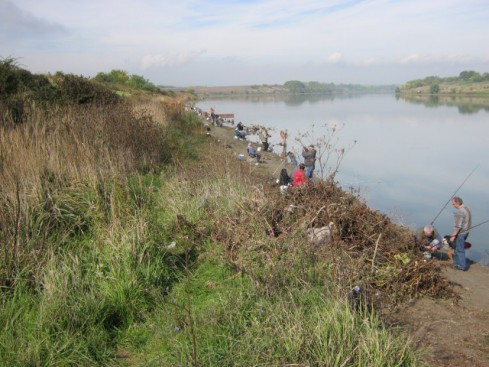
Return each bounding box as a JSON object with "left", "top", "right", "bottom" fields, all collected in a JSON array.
[{"left": 0, "top": 92, "right": 440, "bottom": 366}]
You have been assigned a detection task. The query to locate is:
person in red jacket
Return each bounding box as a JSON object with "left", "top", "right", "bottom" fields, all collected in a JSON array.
[{"left": 293, "top": 163, "right": 307, "bottom": 187}]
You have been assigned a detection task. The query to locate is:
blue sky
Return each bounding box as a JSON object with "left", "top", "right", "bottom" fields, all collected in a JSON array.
[{"left": 1, "top": 0, "right": 488, "bottom": 86}]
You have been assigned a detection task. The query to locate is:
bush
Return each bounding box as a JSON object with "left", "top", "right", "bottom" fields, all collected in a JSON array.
[{"left": 53, "top": 73, "right": 121, "bottom": 106}]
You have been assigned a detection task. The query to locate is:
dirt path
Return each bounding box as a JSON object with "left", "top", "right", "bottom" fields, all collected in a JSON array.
[
  {"left": 395, "top": 263, "right": 489, "bottom": 366},
  {"left": 207, "top": 123, "right": 489, "bottom": 367}
]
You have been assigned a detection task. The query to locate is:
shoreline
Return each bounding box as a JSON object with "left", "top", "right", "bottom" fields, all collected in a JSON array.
[{"left": 202, "top": 117, "right": 489, "bottom": 367}]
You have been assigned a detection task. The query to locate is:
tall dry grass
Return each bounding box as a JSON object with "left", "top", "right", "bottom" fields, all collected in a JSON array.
[
  {"left": 129, "top": 95, "right": 171, "bottom": 126},
  {"left": 0, "top": 101, "right": 170, "bottom": 288}
]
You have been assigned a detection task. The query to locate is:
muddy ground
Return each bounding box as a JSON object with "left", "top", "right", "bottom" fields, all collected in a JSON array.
[{"left": 206, "top": 122, "right": 489, "bottom": 367}]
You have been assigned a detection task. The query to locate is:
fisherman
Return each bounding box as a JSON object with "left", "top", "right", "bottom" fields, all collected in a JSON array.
[
  {"left": 279, "top": 130, "right": 288, "bottom": 159},
  {"left": 302, "top": 145, "right": 317, "bottom": 179},
  {"left": 293, "top": 163, "right": 307, "bottom": 187},
  {"left": 450, "top": 196, "right": 471, "bottom": 271},
  {"left": 287, "top": 151, "right": 299, "bottom": 173},
  {"left": 246, "top": 143, "right": 260, "bottom": 163},
  {"left": 415, "top": 224, "right": 442, "bottom": 252},
  {"left": 234, "top": 128, "right": 246, "bottom": 140},
  {"left": 258, "top": 127, "right": 271, "bottom": 152},
  {"left": 415, "top": 224, "right": 445, "bottom": 260}
]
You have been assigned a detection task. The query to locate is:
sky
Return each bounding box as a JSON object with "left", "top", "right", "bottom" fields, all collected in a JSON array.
[{"left": 1, "top": 0, "right": 489, "bottom": 86}]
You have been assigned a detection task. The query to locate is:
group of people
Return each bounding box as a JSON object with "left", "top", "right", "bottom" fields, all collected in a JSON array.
[
  {"left": 234, "top": 116, "right": 473, "bottom": 271},
  {"left": 278, "top": 164, "right": 306, "bottom": 192},
  {"left": 277, "top": 145, "right": 317, "bottom": 193},
  {"left": 415, "top": 196, "right": 472, "bottom": 271}
]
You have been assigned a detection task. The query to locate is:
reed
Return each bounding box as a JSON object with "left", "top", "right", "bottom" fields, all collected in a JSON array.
[{"left": 0, "top": 99, "right": 174, "bottom": 289}]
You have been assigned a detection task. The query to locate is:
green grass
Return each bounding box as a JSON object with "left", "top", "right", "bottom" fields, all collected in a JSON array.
[
  {"left": 0, "top": 168, "right": 421, "bottom": 366},
  {"left": 116, "top": 258, "right": 418, "bottom": 367}
]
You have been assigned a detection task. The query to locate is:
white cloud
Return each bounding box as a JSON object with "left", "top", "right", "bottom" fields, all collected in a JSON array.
[
  {"left": 355, "top": 57, "right": 383, "bottom": 66},
  {"left": 326, "top": 52, "right": 342, "bottom": 64},
  {"left": 3, "top": 0, "right": 489, "bottom": 85},
  {"left": 397, "top": 53, "right": 475, "bottom": 65},
  {"left": 398, "top": 53, "right": 428, "bottom": 64},
  {"left": 141, "top": 49, "right": 208, "bottom": 69}
]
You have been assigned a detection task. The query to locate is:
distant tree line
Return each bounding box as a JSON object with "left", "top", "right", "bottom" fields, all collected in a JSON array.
[
  {"left": 396, "top": 70, "right": 489, "bottom": 93},
  {"left": 283, "top": 80, "right": 395, "bottom": 94}
]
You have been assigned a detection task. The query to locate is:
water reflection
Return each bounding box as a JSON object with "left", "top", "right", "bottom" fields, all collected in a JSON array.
[
  {"left": 397, "top": 94, "right": 489, "bottom": 114},
  {"left": 199, "top": 93, "right": 365, "bottom": 106}
]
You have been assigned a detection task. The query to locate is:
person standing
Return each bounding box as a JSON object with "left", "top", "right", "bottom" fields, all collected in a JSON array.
[
  {"left": 450, "top": 196, "right": 471, "bottom": 270},
  {"left": 279, "top": 130, "right": 288, "bottom": 159},
  {"left": 302, "top": 145, "right": 317, "bottom": 179},
  {"left": 259, "top": 127, "right": 270, "bottom": 152}
]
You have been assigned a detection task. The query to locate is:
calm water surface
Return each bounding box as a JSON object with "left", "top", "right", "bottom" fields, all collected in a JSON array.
[{"left": 197, "top": 94, "right": 489, "bottom": 264}]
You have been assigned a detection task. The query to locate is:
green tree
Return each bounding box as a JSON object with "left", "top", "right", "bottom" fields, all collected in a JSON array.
[
  {"left": 0, "top": 57, "right": 22, "bottom": 97},
  {"left": 284, "top": 80, "right": 306, "bottom": 93},
  {"left": 53, "top": 73, "right": 120, "bottom": 105},
  {"left": 307, "top": 81, "right": 323, "bottom": 92},
  {"left": 424, "top": 76, "right": 441, "bottom": 85},
  {"left": 128, "top": 74, "right": 148, "bottom": 89},
  {"left": 459, "top": 70, "right": 482, "bottom": 82},
  {"left": 127, "top": 74, "right": 159, "bottom": 91},
  {"left": 107, "top": 69, "right": 129, "bottom": 84},
  {"left": 93, "top": 71, "right": 111, "bottom": 83},
  {"left": 430, "top": 84, "right": 440, "bottom": 94}
]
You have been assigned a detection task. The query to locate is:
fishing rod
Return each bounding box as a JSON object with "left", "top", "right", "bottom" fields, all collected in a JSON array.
[
  {"left": 467, "top": 219, "right": 489, "bottom": 232},
  {"left": 430, "top": 163, "right": 480, "bottom": 226},
  {"left": 441, "top": 219, "right": 489, "bottom": 250}
]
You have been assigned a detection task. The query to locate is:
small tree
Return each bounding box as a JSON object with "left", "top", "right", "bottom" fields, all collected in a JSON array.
[
  {"left": 459, "top": 70, "right": 482, "bottom": 82},
  {"left": 284, "top": 80, "right": 306, "bottom": 93},
  {"left": 295, "top": 122, "right": 356, "bottom": 180},
  {"left": 107, "top": 69, "right": 129, "bottom": 84},
  {"left": 430, "top": 84, "right": 440, "bottom": 94}
]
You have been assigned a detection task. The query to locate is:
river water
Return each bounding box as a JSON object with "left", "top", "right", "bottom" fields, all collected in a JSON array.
[{"left": 197, "top": 94, "right": 489, "bottom": 264}]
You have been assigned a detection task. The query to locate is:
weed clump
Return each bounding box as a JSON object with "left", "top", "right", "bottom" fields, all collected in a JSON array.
[{"left": 202, "top": 168, "right": 454, "bottom": 308}]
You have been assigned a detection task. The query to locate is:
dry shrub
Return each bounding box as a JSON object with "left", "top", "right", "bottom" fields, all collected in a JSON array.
[
  {"left": 161, "top": 99, "right": 184, "bottom": 124},
  {"left": 192, "top": 160, "right": 456, "bottom": 306},
  {"left": 129, "top": 96, "right": 170, "bottom": 126}
]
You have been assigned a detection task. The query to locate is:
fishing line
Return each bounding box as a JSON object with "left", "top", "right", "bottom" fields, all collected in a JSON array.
[
  {"left": 430, "top": 162, "right": 480, "bottom": 226},
  {"left": 467, "top": 219, "right": 489, "bottom": 232}
]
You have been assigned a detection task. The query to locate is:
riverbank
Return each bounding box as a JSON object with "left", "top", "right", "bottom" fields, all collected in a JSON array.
[
  {"left": 206, "top": 121, "right": 489, "bottom": 367},
  {"left": 191, "top": 83, "right": 396, "bottom": 97}
]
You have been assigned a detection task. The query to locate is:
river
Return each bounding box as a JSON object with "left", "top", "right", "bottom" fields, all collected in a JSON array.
[{"left": 197, "top": 94, "right": 489, "bottom": 264}]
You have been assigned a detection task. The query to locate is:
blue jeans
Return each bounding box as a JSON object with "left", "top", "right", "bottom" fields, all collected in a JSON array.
[
  {"left": 305, "top": 164, "right": 315, "bottom": 179},
  {"left": 454, "top": 233, "right": 468, "bottom": 269}
]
